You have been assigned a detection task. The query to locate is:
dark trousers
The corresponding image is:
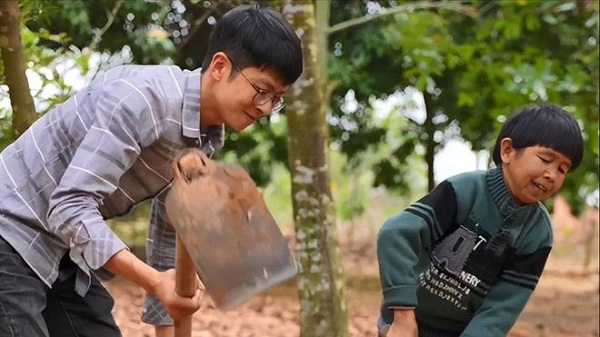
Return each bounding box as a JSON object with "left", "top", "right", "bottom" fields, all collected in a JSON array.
[{"left": 0, "top": 235, "right": 121, "bottom": 337}]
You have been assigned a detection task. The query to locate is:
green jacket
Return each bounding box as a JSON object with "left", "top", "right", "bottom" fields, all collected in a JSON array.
[{"left": 378, "top": 168, "right": 552, "bottom": 336}]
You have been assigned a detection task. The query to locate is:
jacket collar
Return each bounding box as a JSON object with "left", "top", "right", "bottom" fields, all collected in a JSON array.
[{"left": 486, "top": 167, "right": 537, "bottom": 224}]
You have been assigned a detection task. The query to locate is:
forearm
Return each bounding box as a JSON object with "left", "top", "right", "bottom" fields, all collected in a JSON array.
[
  {"left": 384, "top": 308, "right": 418, "bottom": 337},
  {"left": 378, "top": 212, "right": 428, "bottom": 307},
  {"left": 103, "top": 248, "right": 162, "bottom": 297},
  {"left": 393, "top": 308, "right": 416, "bottom": 325},
  {"left": 462, "top": 282, "right": 533, "bottom": 337},
  {"left": 463, "top": 245, "right": 550, "bottom": 336},
  {"left": 106, "top": 248, "right": 203, "bottom": 322},
  {"left": 379, "top": 182, "right": 458, "bottom": 309}
]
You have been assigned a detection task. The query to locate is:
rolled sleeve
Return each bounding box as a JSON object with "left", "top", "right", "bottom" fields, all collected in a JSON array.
[{"left": 77, "top": 217, "right": 128, "bottom": 270}]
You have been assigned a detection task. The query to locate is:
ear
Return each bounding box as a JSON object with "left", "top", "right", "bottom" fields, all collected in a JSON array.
[
  {"left": 208, "top": 52, "right": 232, "bottom": 81},
  {"left": 499, "top": 138, "right": 515, "bottom": 164}
]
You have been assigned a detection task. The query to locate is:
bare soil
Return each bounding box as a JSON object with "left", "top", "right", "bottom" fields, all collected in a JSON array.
[{"left": 105, "top": 246, "right": 599, "bottom": 337}]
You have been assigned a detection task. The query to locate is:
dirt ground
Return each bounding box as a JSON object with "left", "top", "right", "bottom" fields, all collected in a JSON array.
[{"left": 105, "top": 241, "right": 599, "bottom": 337}]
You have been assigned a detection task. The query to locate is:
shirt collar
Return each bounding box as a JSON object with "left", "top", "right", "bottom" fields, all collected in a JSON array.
[{"left": 181, "top": 68, "right": 225, "bottom": 154}]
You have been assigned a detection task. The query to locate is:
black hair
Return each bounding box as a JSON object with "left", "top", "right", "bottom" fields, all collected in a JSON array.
[
  {"left": 492, "top": 104, "right": 584, "bottom": 170},
  {"left": 201, "top": 5, "right": 303, "bottom": 85}
]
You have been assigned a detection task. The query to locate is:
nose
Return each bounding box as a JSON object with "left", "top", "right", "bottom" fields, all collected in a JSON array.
[
  {"left": 543, "top": 167, "right": 557, "bottom": 183},
  {"left": 256, "top": 101, "right": 273, "bottom": 117}
]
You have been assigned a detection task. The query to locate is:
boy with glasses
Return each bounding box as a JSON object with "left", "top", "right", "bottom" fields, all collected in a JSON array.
[{"left": 0, "top": 5, "right": 302, "bottom": 337}]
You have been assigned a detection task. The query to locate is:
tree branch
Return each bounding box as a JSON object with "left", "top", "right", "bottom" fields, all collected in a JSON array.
[
  {"left": 177, "top": 1, "right": 218, "bottom": 53},
  {"left": 89, "top": 0, "right": 124, "bottom": 50},
  {"left": 327, "top": 2, "right": 478, "bottom": 35}
]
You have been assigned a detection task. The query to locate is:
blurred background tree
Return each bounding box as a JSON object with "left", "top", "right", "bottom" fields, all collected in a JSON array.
[{"left": 0, "top": 0, "right": 35, "bottom": 141}]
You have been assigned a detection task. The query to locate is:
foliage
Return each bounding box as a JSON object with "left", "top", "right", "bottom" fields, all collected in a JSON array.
[
  {"left": 326, "top": 0, "right": 598, "bottom": 213},
  {"left": 1, "top": 0, "right": 598, "bottom": 217},
  {"left": 448, "top": 0, "right": 599, "bottom": 212},
  {"left": 22, "top": 0, "right": 177, "bottom": 64}
]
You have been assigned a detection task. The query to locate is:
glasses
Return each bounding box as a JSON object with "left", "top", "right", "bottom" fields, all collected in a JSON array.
[{"left": 230, "top": 61, "right": 285, "bottom": 114}]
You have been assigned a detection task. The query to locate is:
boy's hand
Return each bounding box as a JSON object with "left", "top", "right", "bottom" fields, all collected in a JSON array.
[
  {"left": 386, "top": 309, "right": 418, "bottom": 337},
  {"left": 151, "top": 269, "right": 204, "bottom": 321}
]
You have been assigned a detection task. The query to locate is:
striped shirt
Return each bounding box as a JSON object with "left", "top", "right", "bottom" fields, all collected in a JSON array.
[{"left": 0, "top": 65, "right": 224, "bottom": 295}]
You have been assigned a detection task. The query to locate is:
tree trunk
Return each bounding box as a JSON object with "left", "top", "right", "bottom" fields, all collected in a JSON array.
[
  {"left": 0, "top": 0, "right": 36, "bottom": 139},
  {"left": 283, "top": 1, "right": 349, "bottom": 336},
  {"left": 422, "top": 92, "right": 436, "bottom": 191}
]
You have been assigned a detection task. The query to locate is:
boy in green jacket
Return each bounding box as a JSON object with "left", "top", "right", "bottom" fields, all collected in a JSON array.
[{"left": 377, "top": 104, "right": 584, "bottom": 337}]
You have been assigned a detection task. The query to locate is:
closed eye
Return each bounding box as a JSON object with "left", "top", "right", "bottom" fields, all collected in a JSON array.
[
  {"left": 255, "top": 87, "right": 269, "bottom": 95},
  {"left": 538, "top": 155, "right": 569, "bottom": 174},
  {"left": 537, "top": 155, "right": 551, "bottom": 163}
]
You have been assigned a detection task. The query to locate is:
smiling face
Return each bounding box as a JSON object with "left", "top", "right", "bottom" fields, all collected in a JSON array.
[
  {"left": 500, "top": 138, "right": 572, "bottom": 205},
  {"left": 201, "top": 52, "right": 288, "bottom": 132}
]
